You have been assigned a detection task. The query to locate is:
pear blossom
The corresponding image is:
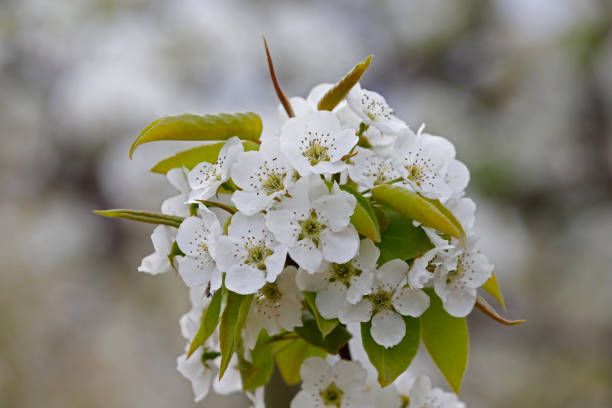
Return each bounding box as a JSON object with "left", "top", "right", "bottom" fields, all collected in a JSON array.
[
  {"left": 230, "top": 139, "right": 294, "bottom": 215},
  {"left": 443, "top": 159, "right": 470, "bottom": 200},
  {"left": 138, "top": 225, "right": 175, "bottom": 275},
  {"left": 280, "top": 111, "right": 358, "bottom": 176},
  {"left": 434, "top": 235, "right": 494, "bottom": 317},
  {"left": 339, "top": 259, "right": 430, "bottom": 348},
  {"left": 347, "top": 83, "right": 407, "bottom": 135},
  {"left": 188, "top": 137, "right": 244, "bottom": 202},
  {"left": 444, "top": 194, "right": 476, "bottom": 232},
  {"left": 348, "top": 147, "right": 401, "bottom": 190},
  {"left": 392, "top": 129, "right": 456, "bottom": 201},
  {"left": 266, "top": 176, "right": 359, "bottom": 273},
  {"left": 243, "top": 266, "right": 304, "bottom": 349},
  {"left": 296, "top": 239, "right": 380, "bottom": 320},
  {"left": 162, "top": 167, "right": 192, "bottom": 217},
  {"left": 175, "top": 208, "right": 223, "bottom": 288},
  {"left": 214, "top": 212, "right": 287, "bottom": 294},
  {"left": 400, "top": 374, "right": 466, "bottom": 408},
  {"left": 407, "top": 230, "right": 452, "bottom": 290},
  {"left": 336, "top": 101, "right": 397, "bottom": 157},
  {"left": 291, "top": 357, "right": 371, "bottom": 408}
]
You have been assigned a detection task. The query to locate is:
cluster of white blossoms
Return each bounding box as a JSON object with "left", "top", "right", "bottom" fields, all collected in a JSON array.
[{"left": 90, "top": 43, "right": 522, "bottom": 405}]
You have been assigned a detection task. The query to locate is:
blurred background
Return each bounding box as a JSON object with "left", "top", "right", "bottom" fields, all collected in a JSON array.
[{"left": 1, "top": 0, "right": 611, "bottom": 406}]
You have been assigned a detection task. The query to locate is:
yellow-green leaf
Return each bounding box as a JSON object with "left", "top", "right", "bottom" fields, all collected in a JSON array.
[
  {"left": 361, "top": 315, "right": 420, "bottom": 387},
  {"left": 340, "top": 185, "right": 381, "bottom": 242},
  {"left": 219, "top": 292, "right": 253, "bottom": 379},
  {"left": 371, "top": 185, "right": 466, "bottom": 245},
  {"left": 187, "top": 287, "right": 224, "bottom": 357},
  {"left": 274, "top": 337, "right": 326, "bottom": 386},
  {"left": 129, "top": 112, "right": 262, "bottom": 158},
  {"left": 420, "top": 288, "right": 469, "bottom": 394},
  {"left": 304, "top": 292, "right": 339, "bottom": 338},
  {"left": 317, "top": 55, "right": 373, "bottom": 111},
  {"left": 481, "top": 272, "right": 505, "bottom": 309},
  {"left": 150, "top": 140, "right": 260, "bottom": 174},
  {"left": 93, "top": 209, "right": 183, "bottom": 228},
  {"left": 238, "top": 330, "right": 275, "bottom": 391}
]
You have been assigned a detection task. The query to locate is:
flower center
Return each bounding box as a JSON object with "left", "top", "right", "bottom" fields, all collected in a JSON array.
[
  {"left": 329, "top": 262, "right": 362, "bottom": 287},
  {"left": 262, "top": 171, "right": 285, "bottom": 195},
  {"left": 245, "top": 242, "right": 273, "bottom": 270},
  {"left": 301, "top": 132, "right": 331, "bottom": 165},
  {"left": 361, "top": 94, "right": 393, "bottom": 121},
  {"left": 399, "top": 395, "right": 410, "bottom": 408},
  {"left": 320, "top": 382, "right": 344, "bottom": 407},
  {"left": 405, "top": 164, "right": 425, "bottom": 186},
  {"left": 368, "top": 289, "right": 394, "bottom": 313},
  {"left": 260, "top": 282, "right": 282, "bottom": 302},
  {"left": 198, "top": 242, "right": 211, "bottom": 256},
  {"left": 298, "top": 209, "right": 326, "bottom": 246}
]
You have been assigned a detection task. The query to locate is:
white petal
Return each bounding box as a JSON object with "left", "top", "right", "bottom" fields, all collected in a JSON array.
[
  {"left": 371, "top": 310, "right": 405, "bottom": 348},
  {"left": 316, "top": 286, "right": 346, "bottom": 320},
  {"left": 225, "top": 266, "right": 267, "bottom": 295},
  {"left": 150, "top": 225, "right": 173, "bottom": 256},
  {"left": 231, "top": 190, "right": 274, "bottom": 216},
  {"left": 354, "top": 239, "right": 380, "bottom": 272},
  {"left": 166, "top": 167, "right": 190, "bottom": 193},
  {"left": 375, "top": 259, "right": 409, "bottom": 290},
  {"left": 264, "top": 244, "right": 288, "bottom": 282},
  {"left": 300, "top": 357, "right": 332, "bottom": 387},
  {"left": 213, "top": 354, "right": 242, "bottom": 394},
  {"left": 178, "top": 256, "right": 220, "bottom": 288},
  {"left": 305, "top": 83, "right": 333, "bottom": 106},
  {"left": 346, "top": 271, "right": 373, "bottom": 304},
  {"left": 266, "top": 210, "right": 299, "bottom": 247},
  {"left": 338, "top": 299, "right": 372, "bottom": 324},
  {"left": 209, "top": 235, "right": 236, "bottom": 272},
  {"left": 408, "top": 374, "right": 432, "bottom": 407},
  {"left": 138, "top": 252, "right": 170, "bottom": 275},
  {"left": 327, "top": 129, "right": 359, "bottom": 161},
  {"left": 290, "top": 391, "right": 317, "bottom": 408},
  {"left": 392, "top": 288, "right": 430, "bottom": 317},
  {"left": 217, "top": 136, "right": 244, "bottom": 178},
  {"left": 289, "top": 239, "right": 323, "bottom": 273},
  {"left": 332, "top": 360, "right": 367, "bottom": 389},
  {"left": 321, "top": 227, "right": 359, "bottom": 264},
  {"left": 227, "top": 212, "right": 266, "bottom": 241},
  {"left": 295, "top": 268, "right": 329, "bottom": 291},
  {"left": 443, "top": 287, "right": 477, "bottom": 317},
  {"left": 161, "top": 194, "right": 190, "bottom": 217}
]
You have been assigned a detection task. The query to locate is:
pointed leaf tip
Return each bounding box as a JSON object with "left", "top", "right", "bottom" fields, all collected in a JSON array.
[
  {"left": 263, "top": 38, "right": 294, "bottom": 118},
  {"left": 317, "top": 55, "right": 373, "bottom": 111},
  {"left": 475, "top": 296, "right": 525, "bottom": 326}
]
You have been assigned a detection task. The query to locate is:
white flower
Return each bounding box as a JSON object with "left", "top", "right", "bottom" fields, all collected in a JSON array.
[
  {"left": 434, "top": 235, "right": 494, "bottom": 317},
  {"left": 176, "top": 347, "right": 216, "bottom": 402},
  {"left": 348, "top": 147, "right": 401, "bottom": 190},
  {"left": 392, "top": 129, "right": 455, "bottom": 201},
  {"left": 408, "top": 229, "right": 452, "bottom": 289},
  {"left": 280, "top": 111, "right": 358, "bottom": 176},
  {"left": 175, "top": 209, "right": 223, "bottom": 288},
  {"left": 339, "top": 259, "right": 430, "bottom": 348},
  {"left": 214, "top": 212, "right": 287, "bottom": 294},
  {"left": 444, "top": 194, "right": 476, "bottom": 232},
  {"left": 243, "top": 266, "right": 304, "bottom": 349},
  {"left": 296, "top": 239, "right": 379, "bottom": 320},
  {"left": 188, "top": 137, "right": 244, "bottom": 202},
  {"left": 401, "top": 375, "right": 466, "bottom": 408},
  {"left": 336, "top": 101, "right": 397, "bottom": 157},
  {"left": 266, "top": 175, "right": 359, "bottom": 273},
  {"left": 230, "top": 138, "right": 294, "bottom": 215},
  {"left": 291, "top": 357, "right": 371, "bottom": 408},
  {"left": 443, "top": 159, "right": 470, "bottom": 200},
  {"left": 347, "top": 83, "right": 407, "bottom": 135},
  {"left": 138, "top": 225, "right": 175, "bottom": 275},
  {"left": 162, "top": 167, "right": 191, "bottom": 217},
  {"left": 279, "top": 83, "right": 339, "bottom": 119}
]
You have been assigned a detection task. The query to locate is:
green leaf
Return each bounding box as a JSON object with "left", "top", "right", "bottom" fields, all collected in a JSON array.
[
  {"left": 375, "top": 212, "right": 434, "bottom": 266},
  {"left": 303, "top": 292, "right": 339, "bottom": 338},
  {"left": 129, "top": 112, "right": 263, "bottom": 158},
  {"left": 167, "top": 241, "right": 185, "bottom": 272},
  {"left": 317, "top": 55, "right": 373, "bottom": 111},
  {"left": 187, "top": 287, "right": 224, "bottom": 357},
  {"left": 93, "top": 209, "right": 183, "bottom": 228},
  {"left": 274, "top": 337, "right": 326, "bottom": 385},
  {"left": 150, "top": 140, "right": 260, "bottom": 174},
  {"left": 219, "top": 292, "right": 253, "bottom": 379},
  {"left": 371, "top": 185, "right": 466, "bottom": 245},
  {"left": 238, "top": 331, "right": 275, "bottom": 391},
  {"left": 295, "top": 313, "right": 352, "bottom": 354},
  {"left": 481, "top": 272, "right": 505, "bottom": 309},
  {"left": 361, "top": 315, "right": 420, "bottom": 387},
  {"left": 340, "top": 185, "right": 381, "bottom": 242},
  {"left": 420, "top": 288, "right": 469, "bottom": 394}
]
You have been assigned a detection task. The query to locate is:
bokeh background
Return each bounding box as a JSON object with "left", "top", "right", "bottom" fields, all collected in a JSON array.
[{"left": 1, "top": 0, "right": 612, "bottom": 407}]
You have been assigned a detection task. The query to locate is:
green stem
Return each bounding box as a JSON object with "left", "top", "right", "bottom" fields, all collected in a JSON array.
[
  {"left": 361, "top": 177, "right": 404, "bottom": 195},
  {"left": 199, "top": 200, "right": 237, "bottom": 215}
]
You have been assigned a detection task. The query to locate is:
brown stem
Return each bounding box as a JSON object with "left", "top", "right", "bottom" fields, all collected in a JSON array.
[{"left": 263, "top": 37, "right": 295, "bottom": 118}]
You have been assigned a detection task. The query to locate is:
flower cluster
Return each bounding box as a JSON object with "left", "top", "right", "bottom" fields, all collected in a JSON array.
[{"left": 99, "top": 53, "right": 515, "bottom": 407}]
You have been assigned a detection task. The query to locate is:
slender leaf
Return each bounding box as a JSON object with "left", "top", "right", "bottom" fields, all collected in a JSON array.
[
  {"left": 129, "top": 112, "right": 263, "bottom": 158},
  {"left": 304, "top": 292, "right": 339, "bottom": 338},
  {"left": 295, "top": 313, "right": 352, "bottom": 354},
  {"left": 219, "top": 292, "right": 253, "bottom": 378},
  {"left": 150, "top": 140, "right": 260, "bottom": 174},
  {"left": 361, "top": 315, "right": 420, "bottom": 387},
  {"left": 375, "top": 212, "right": 434, "bottom": 266},
  {"left": 475, "top": 295, "right": 525, "bottom": 326},
  {"left": 93, "top": 209, "right": 183, "bottom": 228},
  {"left": 263, "top": 38, "right": 294, "bottom": 118},
  {"left": 481, "top": 272, "right": 505, "bottom": 309},
  {"left": 274, "top": 337, "right": 326, "bottom": 385},
  {"left": 238, "top": 331, "right": 275, "bottom": 391},
  {"left": 318, "top": 55, "right": 373, "bottom": 111},
  {"left": 187, "top": 287, "right": 224, "bottom": 357},
  {"left": 340, "top": 185, "right": 381, "bottom": 242},
  {"left": 420, "top": 288, "right": 469, "bottom": 394},
  {"left": 371, "top": 185, "right": 466, "bottom": 245}
]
